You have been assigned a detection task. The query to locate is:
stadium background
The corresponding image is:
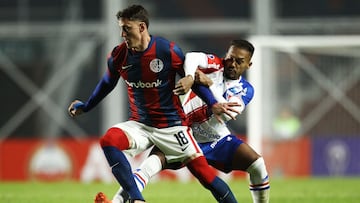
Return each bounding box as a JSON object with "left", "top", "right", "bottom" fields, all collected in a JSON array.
[{"left": 0, "top": 0, "right": 359, "bottom": 182}]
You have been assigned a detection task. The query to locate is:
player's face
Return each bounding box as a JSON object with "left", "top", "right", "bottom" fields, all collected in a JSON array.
[
  {"left": 223, "top": 46, "right": 252, "bottom": 80},
  {"left": 119, "top": 18, "right": 145, "bottom": 50}
]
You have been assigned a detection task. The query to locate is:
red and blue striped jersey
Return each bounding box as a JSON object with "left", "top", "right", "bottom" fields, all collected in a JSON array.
[{"left": 107, "top": 36, "right": 188, "bottom": 128}]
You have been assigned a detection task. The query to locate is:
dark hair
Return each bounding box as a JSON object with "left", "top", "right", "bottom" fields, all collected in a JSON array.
[
  {"left": 231, "top": 39, "right": 255, "bottom": 56},
  {"left": 116, "top": 5, "right": 149, "bottom": 28}
]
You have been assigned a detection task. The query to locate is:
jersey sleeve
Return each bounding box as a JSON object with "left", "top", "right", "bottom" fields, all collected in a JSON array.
[
  {"left": 82, "top": 72, "right": 118, "bottom": 112},
  {"left": 81, "top": 45, "right": 124, "bottom": 112},
  {"left": 107, "top": 44, "right": 127, "bottom": 78},
  {"left": 221, "top": 79, "right": 254, "bottom": 122},
  {"left": 199, "top": 54, "right": 223, "bottom": 74},
  {"left": 184, "top": 52, "right": 208, "bottom": 78},
  {"left": 241, "top": 80, "right": 254, "bottom": 106},
  {"left": 185, "top": 52, "right": 222, "bottom": 107}
]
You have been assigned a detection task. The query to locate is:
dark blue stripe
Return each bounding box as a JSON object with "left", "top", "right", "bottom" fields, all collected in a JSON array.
[
  {"left": 126, "top": 49, "right": 148, "bottom": 123},
  {"left": 250, "top": 186, "right": 270, "bottom": 191},
  {"left": 154, "top": 37, "right": 183, "bottom": 126}
]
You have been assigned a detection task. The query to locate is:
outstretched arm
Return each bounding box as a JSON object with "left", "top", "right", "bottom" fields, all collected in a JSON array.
[{"left": 68, "top": 72, "right": 119, "bottom": 117}]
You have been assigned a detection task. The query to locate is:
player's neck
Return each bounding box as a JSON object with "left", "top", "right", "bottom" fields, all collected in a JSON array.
[{"left": 133, "top": 34, "right": 151, "bottom": 52}]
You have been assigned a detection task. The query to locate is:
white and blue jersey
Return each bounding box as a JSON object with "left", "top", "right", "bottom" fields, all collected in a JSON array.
[
  {"left": 182, "top": 53, "right": 254, "bottom": 172},
  {"left": 183, "top": 53, "right": 254, "bottom": 143}
]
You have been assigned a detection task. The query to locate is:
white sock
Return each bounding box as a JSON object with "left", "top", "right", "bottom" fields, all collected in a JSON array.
[
  {"left": 112, "top": 154, "right": 163, "bottom": 203},
  {"left": 246, "top": 157, "right": 270, "bottom": 203}
]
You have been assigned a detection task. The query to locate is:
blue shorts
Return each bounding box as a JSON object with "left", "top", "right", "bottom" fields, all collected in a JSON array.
[{"left": 198, "top": 135, "right": 243, "bottom": 173}]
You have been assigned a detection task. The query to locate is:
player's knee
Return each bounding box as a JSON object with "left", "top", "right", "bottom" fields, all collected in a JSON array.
[
  {"left": 187, "top": 156, "right": 216, "bottom": 186},
  {"left": 100, "top": 127, "right": 130, "bottom": 151},
  {"left": 246, "top": 157, "right": 269, "bottom": 184},
  {"left": 149, "top": 147, "right": 168, "bottom": 168}
]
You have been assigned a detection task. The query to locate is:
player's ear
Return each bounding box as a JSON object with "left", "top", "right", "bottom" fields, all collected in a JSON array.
[
  {"left": 139, "top": 22, "right": 146, "bottom": 32},
  {"left": 248, "top": 61, "right": 253, "bottom": 69}
]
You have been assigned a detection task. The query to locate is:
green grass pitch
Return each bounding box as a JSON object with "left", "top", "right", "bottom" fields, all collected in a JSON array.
[{"left": 0, "top": 177, "right": 359, "bottom": 203}]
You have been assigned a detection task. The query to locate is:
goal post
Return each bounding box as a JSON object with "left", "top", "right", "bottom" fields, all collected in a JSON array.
[{"left": 247, "top": 35, "right": 360, "bottom": 154}]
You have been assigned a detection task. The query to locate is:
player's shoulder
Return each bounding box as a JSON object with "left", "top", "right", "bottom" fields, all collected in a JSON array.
[
  {"left": 153, "top": 36, "right": 184, "bottom": 58},
  {"left": 240, "top": 76, "right": 253, "bottom": 89},
  {"left": 240, "top": 76, "right": 254, "bottom": 101},
  {"left": 109, "top": 43, "right": 127, "bottom": 63},
  {"left": 153, "top": 36, "right": 181, "bottom": 49},
  {"left": 198, "top": 53, "right": 223, "bottom": 73},
  {"left": 206, "top": 54, "right": 223, "bottom": 65},
  {"left": 111, "top": 43, "right": 127, "bottom": 57},
  {"left": 206, "top": 53, "right": 220, "bottom": 60},
  {"left": 153, "top": 35, "right": 167, "bottom": 42},
  {"left": 106, "top": 43, "right": 127, "bottom": 74},
  {"left": 152, "top": 35, "right": 171, "bottom": 46}
]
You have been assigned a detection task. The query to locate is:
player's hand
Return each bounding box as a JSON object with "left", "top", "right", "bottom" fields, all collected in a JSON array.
[
  {"left": 211, "top": 102, "right": 241, "bottom": 123},
  {"left": 173, "top": 75, "right": 194, "bottom": 95},
  {"left": 68, "top": 100, "right": 85, "bottom": 118},
  {"left": 195, "top": 70, "right": 213, "bottom": 86}
]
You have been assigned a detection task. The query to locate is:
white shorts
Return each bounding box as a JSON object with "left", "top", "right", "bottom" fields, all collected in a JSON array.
[{"left": 112, "top": 120, "right": 203, "bottom": 163}]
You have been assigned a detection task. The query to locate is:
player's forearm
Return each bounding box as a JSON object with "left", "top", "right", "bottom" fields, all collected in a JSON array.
[
  {"left": 209, "top": 84, "right": 227, "bottom": 103},
  {"left": 82, "top": 73, "right": 118, "bottom": 112},
  {"left": 191, "top": 84, "right": 218, "bottom": 107}
]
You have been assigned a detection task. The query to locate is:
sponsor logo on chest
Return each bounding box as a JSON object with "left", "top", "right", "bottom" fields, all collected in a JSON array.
[{"left": 125, "top": 79, "right": 162, "bottom": 88}]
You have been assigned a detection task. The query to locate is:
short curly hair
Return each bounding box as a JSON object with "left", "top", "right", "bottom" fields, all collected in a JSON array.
[{"left": 231, "top": 39, "right": 255, "bottom": 56}]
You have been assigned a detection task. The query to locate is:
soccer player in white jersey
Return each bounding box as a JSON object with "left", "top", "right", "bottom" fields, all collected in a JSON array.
[{"left": 112, "top": 39, "right": 270, "bottom": 203}]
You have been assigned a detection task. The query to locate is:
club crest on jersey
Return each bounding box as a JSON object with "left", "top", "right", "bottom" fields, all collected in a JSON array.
[
  {"left": 224, "top": 84, "right": 247, "bottom": 99},
  {"left": 149, "top": 58, "right": 164, "bottom": 73}
]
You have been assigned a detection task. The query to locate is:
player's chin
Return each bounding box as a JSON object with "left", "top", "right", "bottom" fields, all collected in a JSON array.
[
  {"left": 124, "top": 40, "right": 132, "bottom": 48},
  {"left": 225, "top": 71, "right": 236, "bottom": 80}
]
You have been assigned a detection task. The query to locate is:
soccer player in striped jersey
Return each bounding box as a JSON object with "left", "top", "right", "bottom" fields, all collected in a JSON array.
[
  {"left": 112, "top": 40, "right": 270, "bottom": 203},
  {"left": 68, "top": 4, "right": 239, "bottom": 203}
]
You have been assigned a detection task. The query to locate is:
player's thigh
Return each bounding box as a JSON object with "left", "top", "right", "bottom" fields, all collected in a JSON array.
[
  {"left": 199, "top": 135, "right": 260, "bottom": 172},
  {"left": 199, "top": 135, "right": 241, "bottom": 172},
  {"left": 232, "top": 141, "right": 261, "bottom": 171},
  {"left": 150, "top": 125, "right": 202, "bottom": 163},
  {"left": 112, "top": 121, "right": 153, "bottom": 157}
]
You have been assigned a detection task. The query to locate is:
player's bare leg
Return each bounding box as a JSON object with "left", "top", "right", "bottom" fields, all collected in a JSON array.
[{"left": 231, "top": 143, "right": 270, "bottom": 203}]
